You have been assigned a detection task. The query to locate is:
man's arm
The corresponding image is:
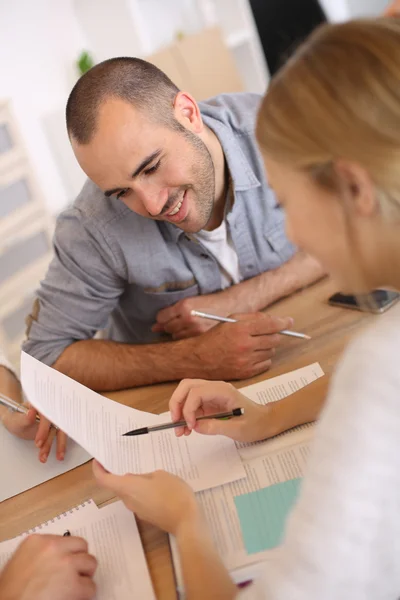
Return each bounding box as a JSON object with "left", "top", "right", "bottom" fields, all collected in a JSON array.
[
  {"left": 53, "top": 312, "right": 293, "bottom": 391},
  {"left": 222, "top": 251, "right": 325, "bottom": 313},
  {"left": 154, "top": 251, "right": 325, "bottom": 338}
]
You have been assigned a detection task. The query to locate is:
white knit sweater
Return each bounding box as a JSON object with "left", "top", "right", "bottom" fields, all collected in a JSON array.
[{"left": 240, "top": 302, "right": 400, "bottom": 599}]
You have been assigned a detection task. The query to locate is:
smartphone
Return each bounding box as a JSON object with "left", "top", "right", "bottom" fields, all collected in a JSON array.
[{"left": 328, "top": 289, "right": 400, "bottom": 314}]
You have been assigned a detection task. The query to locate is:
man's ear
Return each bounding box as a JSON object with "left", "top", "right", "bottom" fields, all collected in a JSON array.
[
  {"left": 335, "top": 160, "right": 378, "bottom": 217},
  {"left": 173, "top": 92, "right": 203, "bottom": 134}
]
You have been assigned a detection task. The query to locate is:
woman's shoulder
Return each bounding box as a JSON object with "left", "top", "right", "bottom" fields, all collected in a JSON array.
[{"left": 330, "top": 302, "right": 400, "bottom": 418}]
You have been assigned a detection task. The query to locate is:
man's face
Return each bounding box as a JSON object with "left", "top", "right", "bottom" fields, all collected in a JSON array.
[{"left": 71, "top": 98, "right": 215, "bottom": 232}]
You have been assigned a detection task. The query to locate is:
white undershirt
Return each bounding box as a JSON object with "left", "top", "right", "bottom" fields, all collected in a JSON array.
[
  {"left": 195, "top": 218, "right": 241, "bottom": 289},
  {"left": 239, "top": 301, "right": 400, "bottom": 599}
]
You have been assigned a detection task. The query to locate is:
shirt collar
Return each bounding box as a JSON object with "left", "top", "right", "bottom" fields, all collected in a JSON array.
[{"left": 162, "top": 112, "right": 261, "bottom": 243}]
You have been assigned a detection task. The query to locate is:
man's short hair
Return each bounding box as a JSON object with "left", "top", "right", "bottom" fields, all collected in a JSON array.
[{"left": 66, "top": 57, "right": 180, "bottom": 144}]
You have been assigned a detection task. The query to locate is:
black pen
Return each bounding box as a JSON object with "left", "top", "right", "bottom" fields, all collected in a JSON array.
[{"left": 122, "top": 408, "right": 244, "bottom": 436}]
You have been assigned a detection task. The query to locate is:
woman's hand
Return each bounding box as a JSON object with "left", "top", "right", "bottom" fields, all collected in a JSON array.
[
  {"left": 169, "top": 379, "right": 273, "bottom": 442},
  {"left": 92, "top": 461, "right": 199, "bottom": 536}
]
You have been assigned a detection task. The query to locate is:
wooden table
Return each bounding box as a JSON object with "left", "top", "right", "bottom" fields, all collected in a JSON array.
[{"left": 0, "top": 278, "right": 375, "bottom": 599}]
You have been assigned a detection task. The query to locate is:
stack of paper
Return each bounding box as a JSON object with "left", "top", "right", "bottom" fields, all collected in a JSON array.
[{"left": 170, "top": 363, "right": 324, "bottom": 594}]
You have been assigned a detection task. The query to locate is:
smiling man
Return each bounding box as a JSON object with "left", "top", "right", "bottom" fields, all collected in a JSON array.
[{"left": 23, "top": 57, "right": 324, "bottom": 391}]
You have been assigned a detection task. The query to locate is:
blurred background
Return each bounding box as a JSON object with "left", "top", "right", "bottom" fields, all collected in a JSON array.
[{"left": 0, "top": 0, "right": 390, "bottom": 367}]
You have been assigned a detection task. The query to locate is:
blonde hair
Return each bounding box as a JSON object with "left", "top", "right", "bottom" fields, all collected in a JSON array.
[{"left": 257, "top": 17, "right": 400, "bottom": 221}]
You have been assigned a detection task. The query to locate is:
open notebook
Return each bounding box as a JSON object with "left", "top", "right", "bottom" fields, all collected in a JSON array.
[
  {"left": 0, "top": 499, "right": 155, "bottom": 600},
  {"left": 170, "top": 363, "right": 324, "bottom": 595}
]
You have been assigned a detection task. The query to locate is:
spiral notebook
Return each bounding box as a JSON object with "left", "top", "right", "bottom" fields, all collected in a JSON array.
[{"left": 0, "top": 499, "right": 155, "bottom": 600}]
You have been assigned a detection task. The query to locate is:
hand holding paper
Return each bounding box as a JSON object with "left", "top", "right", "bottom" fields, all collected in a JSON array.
[{"left": 20, "top": 352, "right": 245, "bottom": 492}]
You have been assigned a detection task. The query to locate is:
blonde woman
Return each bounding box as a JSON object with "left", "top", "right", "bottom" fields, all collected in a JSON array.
[{"left": 93, "top": 16, "right": 400, "bottom": 600}]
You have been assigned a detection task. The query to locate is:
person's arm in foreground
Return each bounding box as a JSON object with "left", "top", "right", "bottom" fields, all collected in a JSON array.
[
  {"left": 0, "top": 534, "right": 97, "bottom": 600},
  {"left": 169, "top": 375, "right": 329, "bottom": 441},
  {"left": 0, "top": 361, "right": 67, "bottom": 462},
  {"left": 153, "top": 252, "right": 325, "bottom": 339},
  {"left": 92, "top": 463, "right": 236, "bottom": 600}
]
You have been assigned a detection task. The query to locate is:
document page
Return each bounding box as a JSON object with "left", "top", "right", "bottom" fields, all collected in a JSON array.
[
  {"left": 21, "top": 352, "right": 245, "bottom": 492},
  {"left": 237, "top": 363, "right": 324, "bottom": 461},
  {"left": 171, "top": 441, "right": 310, "bottom": 579},
  {"left": 0, "top": 426, "right": 90, "bottom": 502},
  {"left": 0, "top": 501, "right": 155, "bottom": 600}
]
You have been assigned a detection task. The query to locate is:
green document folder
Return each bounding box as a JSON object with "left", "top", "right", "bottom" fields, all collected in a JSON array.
[{"left": 234, "top": 478, "right": 302, "bottom": 554}]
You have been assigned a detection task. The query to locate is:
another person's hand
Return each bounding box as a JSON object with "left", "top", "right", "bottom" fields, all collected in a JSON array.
[
  {"left": 170, "top": 379, "right": 273, "bottom": 442},
  {"left": 0, "top": 403, "right": 39, "bottom": 440},
  {"left": 152, "top": 293, "right": 232, "bottom": 339},
  {"left": 0, "top": 534, "right": 97, "bottom": 600},
  {"left": 0, "top": 404, "right": 68, "bottom": 463},
  {"left": 385, "top": 0, "right": 400, "bottom": 16},
  {"left": 189, "top": 312, "right": 293, "bottom": 381},
  {"left": 35, "top": 415, "right": 68, "bottom": 463},
  {"left": 93, "top": 461, "right": 199, "bottom": 536}
]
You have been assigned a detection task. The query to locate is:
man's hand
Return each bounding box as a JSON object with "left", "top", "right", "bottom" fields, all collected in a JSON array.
[
  {"left": 0, "top": 404, "right": 67, "bottom": 463},
  {"left": 152, "top": 293, "right": 232, "bottom": 340},
  {"left": 385, "top": 0, "right": 400, "bottom": 16},
  {"left": 0, "top": 534, "right": 97, "bottom": 600},
  {"left": 187, "top": 312, "right": 293, "bottom": 381}
]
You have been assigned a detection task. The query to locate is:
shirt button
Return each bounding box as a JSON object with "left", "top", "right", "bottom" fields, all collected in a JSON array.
[{"left": 247, "top": 264, "right": 254, "bottom": 269}]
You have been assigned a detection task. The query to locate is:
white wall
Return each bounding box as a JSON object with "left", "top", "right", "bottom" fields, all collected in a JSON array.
[
  {"left": 0, "top": 0, "right": 88, "bottom": 215},
  {"left": 347, "top": 0, "right": 389, "bottom": 16},
  {"left": 320, "top": 0, "right": 389, "bottom": 19}
]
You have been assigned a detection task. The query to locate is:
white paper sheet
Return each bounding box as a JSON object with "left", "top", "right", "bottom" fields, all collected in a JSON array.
[
  {"left": 0, "top": 426, "right": 91, "bottom": 502},
  {"left": 0, "top": 500, "right": 155, "bottom": 600},
  {"left": 20, "top": 352, "right": 245, "bottom": 492},
  {"left": 171, "top": 441, "right": 310, "bottom": 584}
]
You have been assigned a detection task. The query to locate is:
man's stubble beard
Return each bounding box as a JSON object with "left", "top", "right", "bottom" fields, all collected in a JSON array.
[{"left": 179, "top": 128, "right": 216, "bottom": 233}]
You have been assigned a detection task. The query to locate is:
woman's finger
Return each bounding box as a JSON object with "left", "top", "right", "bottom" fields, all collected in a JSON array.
[
  {"left": 56, "top": 430, "right": 68, "bottom": 461},
  {"left": 169, "top": 379, "right": 208, "bottom": 421},
  {"left": 39, "top": 426, "right": 57, "bottom": 463},
  {"left": 35, "top": 416, "right": 52, "bottom": 448}
]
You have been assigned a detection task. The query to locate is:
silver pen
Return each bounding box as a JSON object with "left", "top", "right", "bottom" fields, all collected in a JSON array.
[
  {"left": 0, "top": 393, "right": 58, "bottom": 429},
  {"left": 190, "top": 310, "right": 311, "bottom": 340},
  {"left": 0, "top": 393, "right": 41, "bottom": 423}
]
